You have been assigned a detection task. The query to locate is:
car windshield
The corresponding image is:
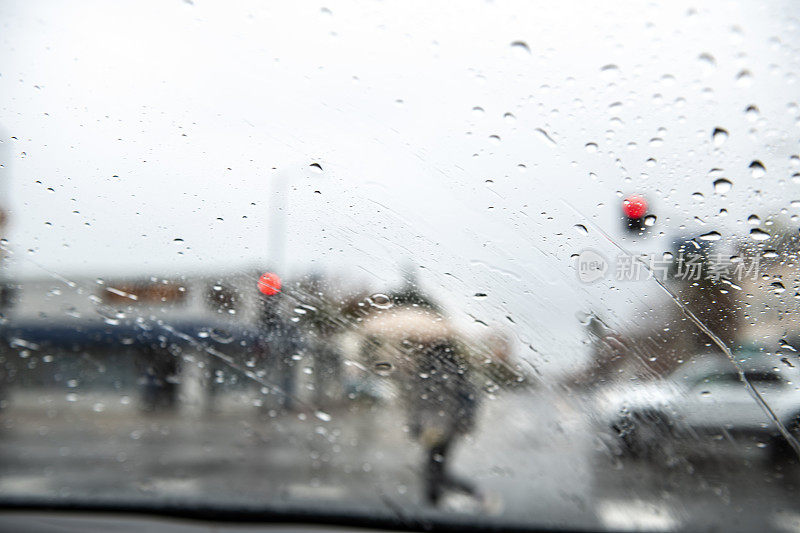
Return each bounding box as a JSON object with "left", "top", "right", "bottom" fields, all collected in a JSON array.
[{"left": 1, "top": 1, "right": 800, "bottom": 531}]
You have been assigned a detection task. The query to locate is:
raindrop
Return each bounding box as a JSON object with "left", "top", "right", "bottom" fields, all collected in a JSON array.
[
  {"left": 503, "top": 112, "right": 516, "bottom": 123},
  {"left": 644, "top": 214, "right": 657, "bottom": 227},
  {"left": 750, "top": 228, "right": 770, "bottom": 241},
  {"left": 374, "top": 362, "right": 393, "bottom": 376},
  {"left": 713, "top": 178, "right": 732, "bottom": 194},
  {"left": 600, "top": 64, "right": 620, "bottom": 81},
  {"left": 735, "top": 69, "right": 753, "bottom": 87},
  {"left": 585, "top": 142, "right": 598, "bottom": 153},
  {"left": 772, "top": 281, "right": 786, "bottom": 294},
  {"left": 368, "top": 293, "right": 393, "bottom": 309},
  {"left": 472, "top": 106, "right": 485, "bottom": 117},
  {"left": 747, "top": 214, "right": 761, "bottom": 225},
  {"left": 473, "top": 293, "right": 488, "bottom": 300},
  {"left": 745, "top": 105, "right": 759, "bottom": 121},
  {"left": 510, "top": 41, "right": 530, "bottom": 55},
  {"left": 209, "top": 328, "right": 234, "bottom": 344},
  {"left": 749, "top": 160, "right": 766, "bottom": 178},
  {"left": 712, "top": 128, "right": 728, "bottom": 146},
  {"left": 699, "top": 231, "right": 722, "bottom": 241},
  {"left": 309, "top": 162, "right": 323, "bottom": 173},
  {"left": 698, "top": 52, "right": 716, "bottom": 69},
  {"left": 315, "top": 411, "right": 332, "bottom": 422},
  {"left": 488, "top": 134, "right": 501, "bottom": 145},
  {"left": 574, "top": 224, "right": 588, "bottom": 234},
  {"left": 534, "top": 128, "right": 557, "bottom": 146}
]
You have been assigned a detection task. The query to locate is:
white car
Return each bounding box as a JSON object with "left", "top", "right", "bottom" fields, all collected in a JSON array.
[{"left": 595, "top": 353, "right": 800, "bottom": 463}]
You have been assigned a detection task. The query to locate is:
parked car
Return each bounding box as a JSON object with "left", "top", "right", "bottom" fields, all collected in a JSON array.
[{"left": 597, "top": 352, "right": 800, "bottom": 463}]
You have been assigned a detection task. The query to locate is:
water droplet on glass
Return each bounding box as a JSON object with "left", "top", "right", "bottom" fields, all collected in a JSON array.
[
  {"left": 368, "top": 293, "right": 393, "bottom": 309},
  {"left": 510, "top": 41, "right": 530, "bottom": 55},
  {"left": 735, "top": 69, "right": 753, "bottom": 87},
  {"left": 309, "top": 162, "right": 323, "bottom": 173},
  {"left": 472, "top": 106, "right": 485, "bottom": 117},
  {"left": 503, "top": 112, "right": 516, "bottom": 123},
  {"left": 315, "top": 410, "right": 331, "bottom": 422},
  {"left": 772, "top": 281, "right": 786, "bottom": 294},
  {"left": 644, "top": 214, "right": 657, "bottom": 227},
  {"left": 585, "top": 142, "right": 598, "bottom": 153},
  {"left": 747, "top": 214, "right": 761, "bottom": 225},
  {"left": 699, "top": 231, "right": 722, "bottom": 241},
  {"left": 750, "top": 228, "right": 770, "bottom": 241},
  {"left": 749, "top": 160, "right": 766, "bottom": 178},
  {"left": 534, "top": 128, "right": 557, "bottom": 147},
  {"left": 209, "top": 328, "right": 234, "bottom": 344},
  {"left": 374, "top": 362, "right": 393, "bottom": 376},
  {"left": 745, "top": 105, "right": 759, "bottom": 121},
  {"left": 712, "top": 128, "right": 728, "bottom": 146},
  {"left": 713, "top": 178, "right": 732, "bottom": 194},
  {"left": 600, "top": 64, "right": 620, "bottom": 81},
  {"left": 574, "top": 224, "right": 588, "bottom": 234},
  {"left": 698, "top": 52, "right": 716, "bottom": 69}
]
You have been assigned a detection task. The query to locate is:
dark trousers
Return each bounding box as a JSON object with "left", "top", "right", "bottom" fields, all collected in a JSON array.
[{"left": 425, "top": 438, "right": 476, "bottom": 505}]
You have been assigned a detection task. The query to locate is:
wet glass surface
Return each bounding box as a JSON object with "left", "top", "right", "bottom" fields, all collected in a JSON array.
[{"left": 1, "top": 1, "right": 800, "bottom": 531}]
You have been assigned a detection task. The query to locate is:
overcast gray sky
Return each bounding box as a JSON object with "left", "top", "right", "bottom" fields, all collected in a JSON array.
[{"left": 1, "top": 0, "right": 798, "bottom": 375}]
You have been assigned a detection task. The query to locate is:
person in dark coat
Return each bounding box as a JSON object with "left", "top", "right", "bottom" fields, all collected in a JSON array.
[{"left": 407, "top": 339, "right": 479, "bottom": 505}]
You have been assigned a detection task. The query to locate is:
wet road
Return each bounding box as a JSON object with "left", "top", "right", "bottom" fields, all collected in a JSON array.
[{"left": 0, "top": 388, "right": 799, "bottom": 531}]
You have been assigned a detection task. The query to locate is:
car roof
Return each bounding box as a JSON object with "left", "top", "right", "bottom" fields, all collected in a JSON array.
[{"left": 669, "top": 351, "right": 797, "bottom": 382}]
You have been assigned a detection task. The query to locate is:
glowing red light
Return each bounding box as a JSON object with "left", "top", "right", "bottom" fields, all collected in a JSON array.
[
  {"left": 257, "top": 272, "right": 282, "bottom": 295},
  {"left": 622, "top": 194, "right": 648, "bottom": 219}
]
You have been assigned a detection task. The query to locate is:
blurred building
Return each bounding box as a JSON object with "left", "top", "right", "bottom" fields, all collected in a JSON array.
[{"left": 0, "top": 270, "right": 278, "bottom": 412}]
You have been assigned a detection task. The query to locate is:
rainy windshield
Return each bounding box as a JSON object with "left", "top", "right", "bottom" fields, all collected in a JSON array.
[{"left": 1, "top": 1, "right": 799, "bottom": 531}]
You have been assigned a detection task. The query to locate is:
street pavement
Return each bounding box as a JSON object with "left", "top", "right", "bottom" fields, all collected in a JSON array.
[{"left": 1, "top": 388, "right": 799, "bottom": 531}]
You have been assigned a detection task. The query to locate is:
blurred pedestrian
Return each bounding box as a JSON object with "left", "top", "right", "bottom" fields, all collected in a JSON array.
[
  {"left": 408, "top": 339, "right": 479, "bottom": 506},
  {"left": 359, "top": 305, "right": 483, "bottom": 507}
]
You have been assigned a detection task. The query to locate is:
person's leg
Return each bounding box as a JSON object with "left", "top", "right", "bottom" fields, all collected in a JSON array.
[
  {"left": 425, "top": 441, "right": 449, "bottom": 505},
  {"left": 439, "top": 436, "right": 477, "bottom": 496}
]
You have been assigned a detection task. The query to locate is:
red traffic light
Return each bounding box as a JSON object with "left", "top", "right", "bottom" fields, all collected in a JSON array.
[
  {"left": 257, "top": 272, "right": 282, "bottom": 295},
  {"left": 622, "top": 194, "right": 648, "bottom": 219}
]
